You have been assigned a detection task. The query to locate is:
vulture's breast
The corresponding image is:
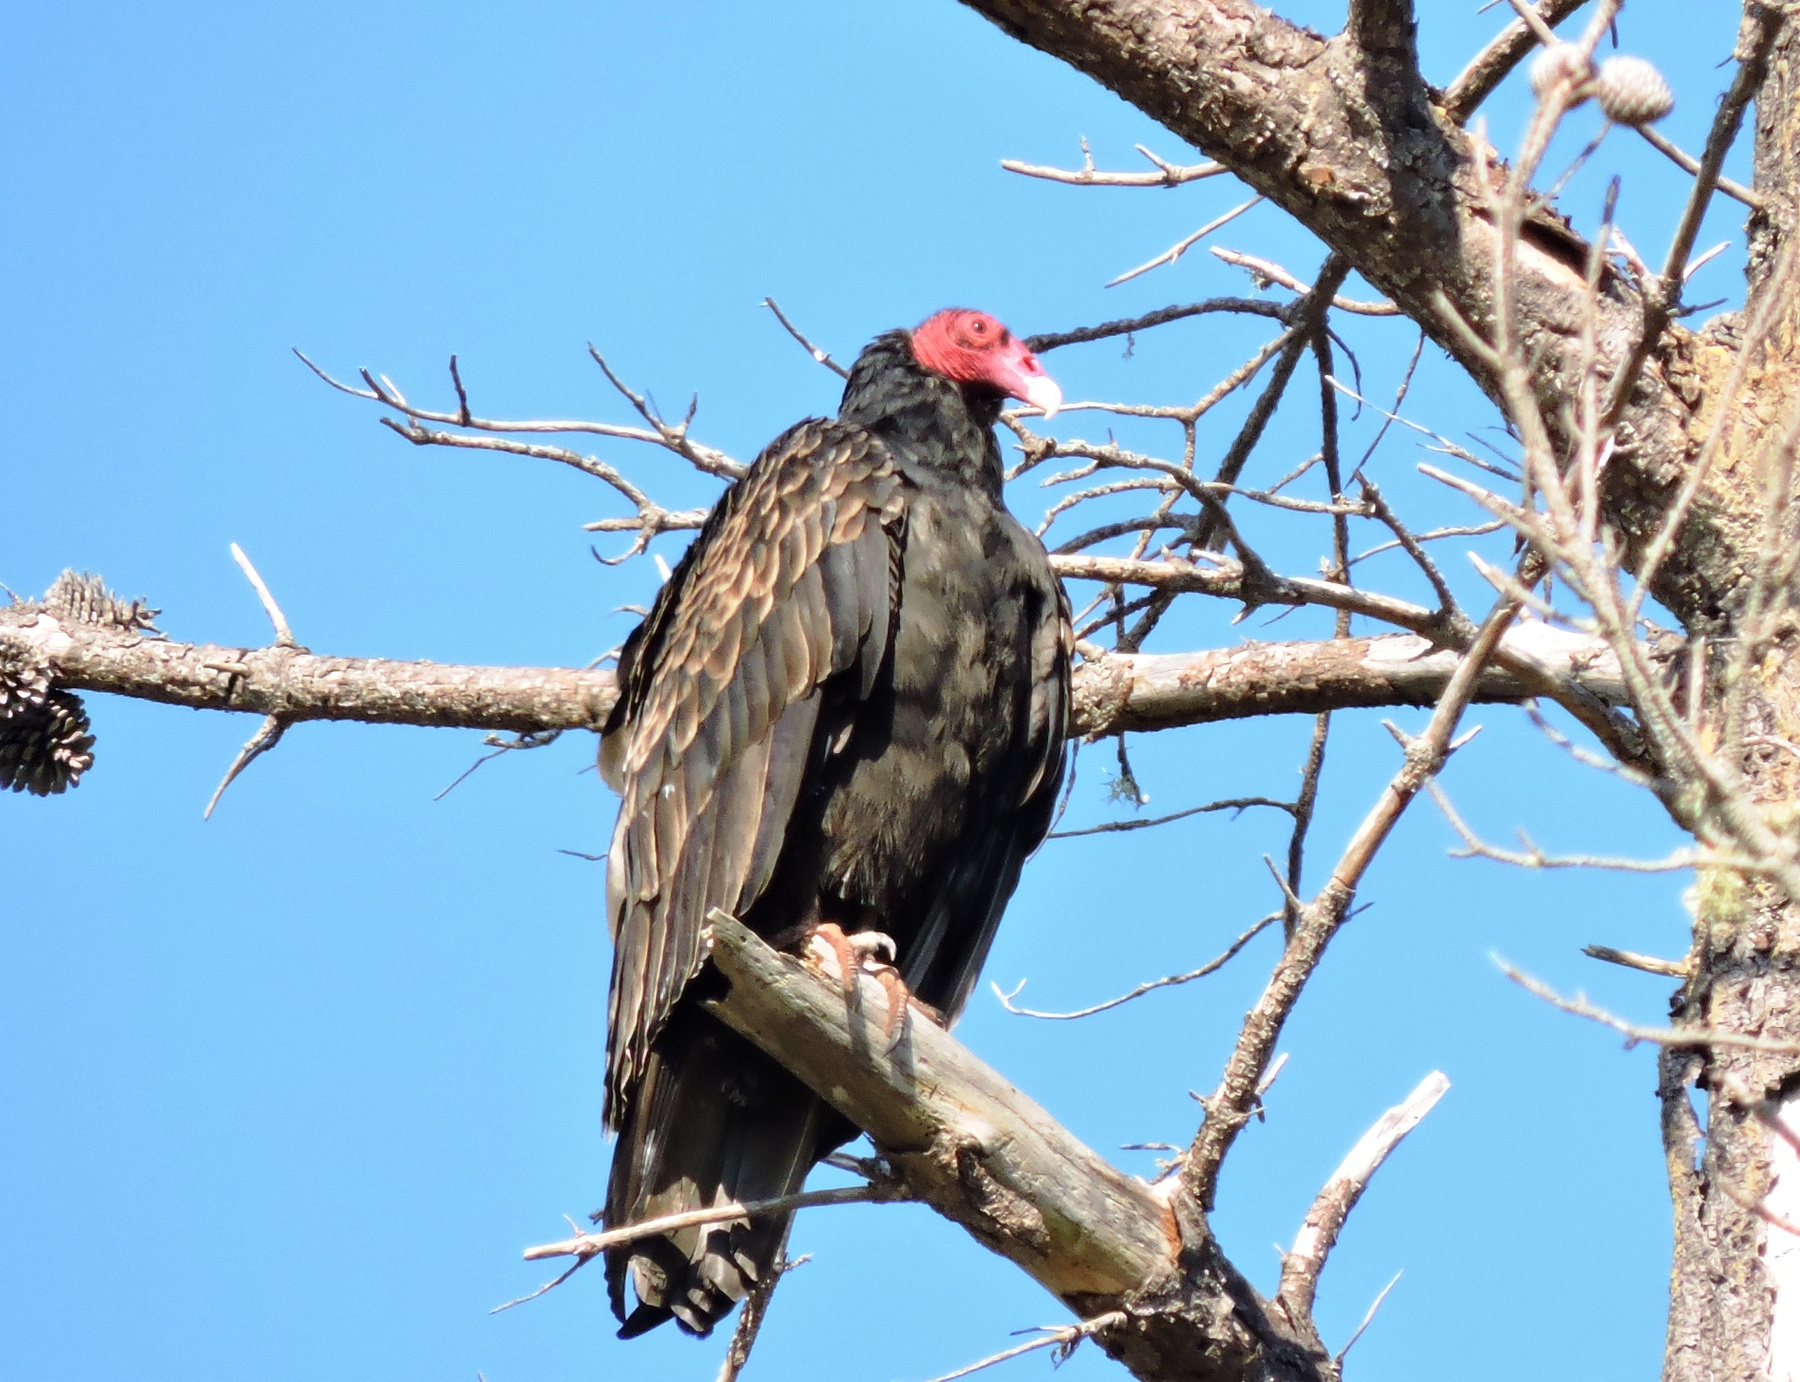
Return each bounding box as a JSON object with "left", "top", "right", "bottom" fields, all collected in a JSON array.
[{"left": 814, "top": 480, "right": 1053, "bottom": 924}]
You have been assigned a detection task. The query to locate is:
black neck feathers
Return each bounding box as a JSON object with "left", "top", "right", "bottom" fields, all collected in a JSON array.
[{"left": 838, "top": 330, "right": 1005, "bottom": 497}]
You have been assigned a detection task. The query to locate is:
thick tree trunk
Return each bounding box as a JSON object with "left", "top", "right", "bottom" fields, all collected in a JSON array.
[{"left": 1660, "top": 13, "right": 1800, "bottom": 1380}]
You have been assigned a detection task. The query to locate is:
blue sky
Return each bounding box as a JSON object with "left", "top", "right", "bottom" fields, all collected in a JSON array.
[{"left": 2, "top": 2, "right": 1748, "bottom": 1379}]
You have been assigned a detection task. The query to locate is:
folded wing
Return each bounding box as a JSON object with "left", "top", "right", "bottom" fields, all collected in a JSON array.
[{"left": 600, "top": 419, "right": 903, "bottom": 1131}]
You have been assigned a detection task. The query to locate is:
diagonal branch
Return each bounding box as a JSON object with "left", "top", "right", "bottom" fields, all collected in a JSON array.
[
  {"left": 1184, "top": 579, "right": 1528, "bottom": 1208},
  {"left": 699, "top": 911, "right": 1333, "bottom": 1382},
  {"left": 1440, "top": 0, "right": 1593, "bottom": 124},
  {"left": 1276, "top": 1071, "right": 1450, "bottom": 1321}
]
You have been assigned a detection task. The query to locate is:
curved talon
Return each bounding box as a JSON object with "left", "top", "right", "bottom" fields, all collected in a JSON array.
[{"left": 851, "top": 931, "right": 897, "bottom": 966}]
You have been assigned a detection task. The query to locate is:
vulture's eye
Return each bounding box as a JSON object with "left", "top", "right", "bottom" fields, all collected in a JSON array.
[{"left": 959, "top": 313, "right": 1000, "bottom": 346}]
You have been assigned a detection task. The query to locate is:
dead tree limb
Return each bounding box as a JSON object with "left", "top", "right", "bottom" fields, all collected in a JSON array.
[
  {"left": 701, "top": 911, "right": 1333, "bottom": 1382},
  {"left": 2, "top": 593, "right": 1633, "bottom": 745},
  {"left": 1276, "top": 1071, "right": 1450, "bottom": 1323}
]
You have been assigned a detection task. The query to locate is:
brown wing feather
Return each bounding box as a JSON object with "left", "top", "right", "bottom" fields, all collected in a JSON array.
[{"left": 602, "top": 419, "right": 903, "bottom": 1130}]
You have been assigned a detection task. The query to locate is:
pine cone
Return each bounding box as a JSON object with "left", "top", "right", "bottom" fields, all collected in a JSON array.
[
  {"left": 1593, "top": 56, "right": 1674, "bottom": 126},
  {"left": 0, "top": 648, "right": 51, "bottom": 719},
  {"left": 1530, "top": 43, "right": 1593, "bottom": 102},
  {"left": 0, "top": 691, "right": 96, "bottom": 796},
  {"left": 44, "top": 570, "right": 161, "bottom": 633}
]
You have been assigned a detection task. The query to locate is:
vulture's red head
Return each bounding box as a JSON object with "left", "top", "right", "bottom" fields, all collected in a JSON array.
[{"left": 910, "top": 309, "right": 1062, "bottom": 418}]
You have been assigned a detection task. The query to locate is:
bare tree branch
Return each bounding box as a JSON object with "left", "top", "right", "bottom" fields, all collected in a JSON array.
[
  {"left": 916, "top": 1311, "right": 1127, "bottom": 1382},
  {"left": 1633, "top": 124, "right": 1764, "bottom": 210},
  {"left": 699, "top": 910, "right": 1335, "bottom": 1382},
  {"left": 1583, "top": 944, "right": 1692, "bottom": 978},
  {"left": 1002, "top": 137, "right": 1224, "bottom": 187},
  {"left": 2, "top": 593, "right": 1636, "bottom": 747},
  {"left": 762, "top": 298, "right": 849, "bottom": 378},
  {"left": 1106, "top": 196, "right": 1263, "bottom": 287},
  {"left": 1210, "top": 248, "right": 1400, "bottom": 316},
  {"left": 1025, "top": 298, "right": 1288, "bottom": 354},
  {"left": 521, "top": 1182, "right": 903, "bottom": 1265},
  {"left": 1440, "top": 0, "right": 1593, "bottom": 124},
  {"left": 993, "top": 911, "right": 1280, "bottom": 1021},
  {"left": 1499, "top": 959, "right": 1800, "bottom": 1056},
  {"left": 1429, "top": 779, "right": 1747, "bottom": 874},
  {"left": 1276, "top": 1071, "right": 1450, "bottom": 1321}
]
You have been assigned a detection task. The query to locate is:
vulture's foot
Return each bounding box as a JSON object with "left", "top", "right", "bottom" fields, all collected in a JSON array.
[
  {"left": 805, "top": 922, "right": 894, "bottom": 993},
  {"left": 805, "top": 924, "right": 924, "bottom": 1044}
]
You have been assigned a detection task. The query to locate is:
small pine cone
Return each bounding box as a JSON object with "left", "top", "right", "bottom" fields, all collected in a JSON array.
[
  {"left": 1594, "top": 56, "right": 1674, "bottom": 126},
  {"left": 1530, "top": 43, "right": 1593, "bottom": 102},
  {"left": 0, "top": 690, "right": 96, "bottom": 796},
  {"left": 0, "top": 649, "right": 51, "bottom": 719},
  {"left": 44, "top": 570, "right": 161, "bottom": 633}
]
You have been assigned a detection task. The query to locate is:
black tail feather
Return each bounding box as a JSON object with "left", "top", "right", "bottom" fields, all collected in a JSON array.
[{"left": 604, "top": 1008, "right": 845, "bottom": 1338}]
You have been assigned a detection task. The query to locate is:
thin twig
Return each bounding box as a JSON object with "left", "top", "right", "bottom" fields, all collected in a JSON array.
[
  {"left": 1211, "top": 247, "right": 1400, "bottom": 315},
  {"left": 1497, "top": 958, "right": 1800, "bottom": 1055},
  {"left": 1583, "top": 944, "right": 1691, "bottom": 978},
  {"left": 1106, "top": 197, "right": 1263, "bottom": 287},
  {"left": 1026, "top": 299, "right": 1288, "bottom": 354},
  {"left": 1336, "top": 1271, "right": 1404, "bottom": 1366},
  {"left": 1352, "top": 522, "right": 1505, "bottom": 568},
  {"left": 521, "top": 1181, "right": 903, "bottom": 1263},
  {"left": 1430, "top": 780, "right": 1720, "bottom": 872},
  {"left": 762, "top": 298, "right": 848, "bottom": 378},
  {"left": 1050, "top": 795, "right": 1293, "bottom": 839},
  {"left": 435, "top": 729, "right": 562, "bottom": 801},
  {"left": 1326, "top": 376, "right": 1519, "bottom": 481},
  {"left": 202, "top": 714, "right": 288, "bottom": 820},
  {"left": 296, "top": 347, "right": 743, "bottom": 480},
  {"left": 1348, "top": 329, "right": 1427, "bottom": 485},
  {"left": 993, "top": 912, "right": 1280, "bottom": 1021},
  {"left": 1001, "top": 139, "right": 1223, "bottom": 187},
  {"left": 496, "top": 1181, "right": 905, "bottom": 1314},
  {"left": 1633, "top": 125, "right": 1764, "bottom": 210},
  {"left": 229, "top": 544, "right": 300, "bottom": 649},
  {"left": 914, "top": 1312, "right": 1126, "bottom": 1382}
]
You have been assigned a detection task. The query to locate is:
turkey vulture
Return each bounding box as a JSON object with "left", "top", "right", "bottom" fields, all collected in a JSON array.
[{"left": 598, "top": 309, "right": 1070, "bottom": 1338}]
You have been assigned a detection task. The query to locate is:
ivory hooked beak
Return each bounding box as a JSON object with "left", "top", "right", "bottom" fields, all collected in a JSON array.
[{"left": 1020, "top": 373, "right": 1063, "bottom": 420}]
